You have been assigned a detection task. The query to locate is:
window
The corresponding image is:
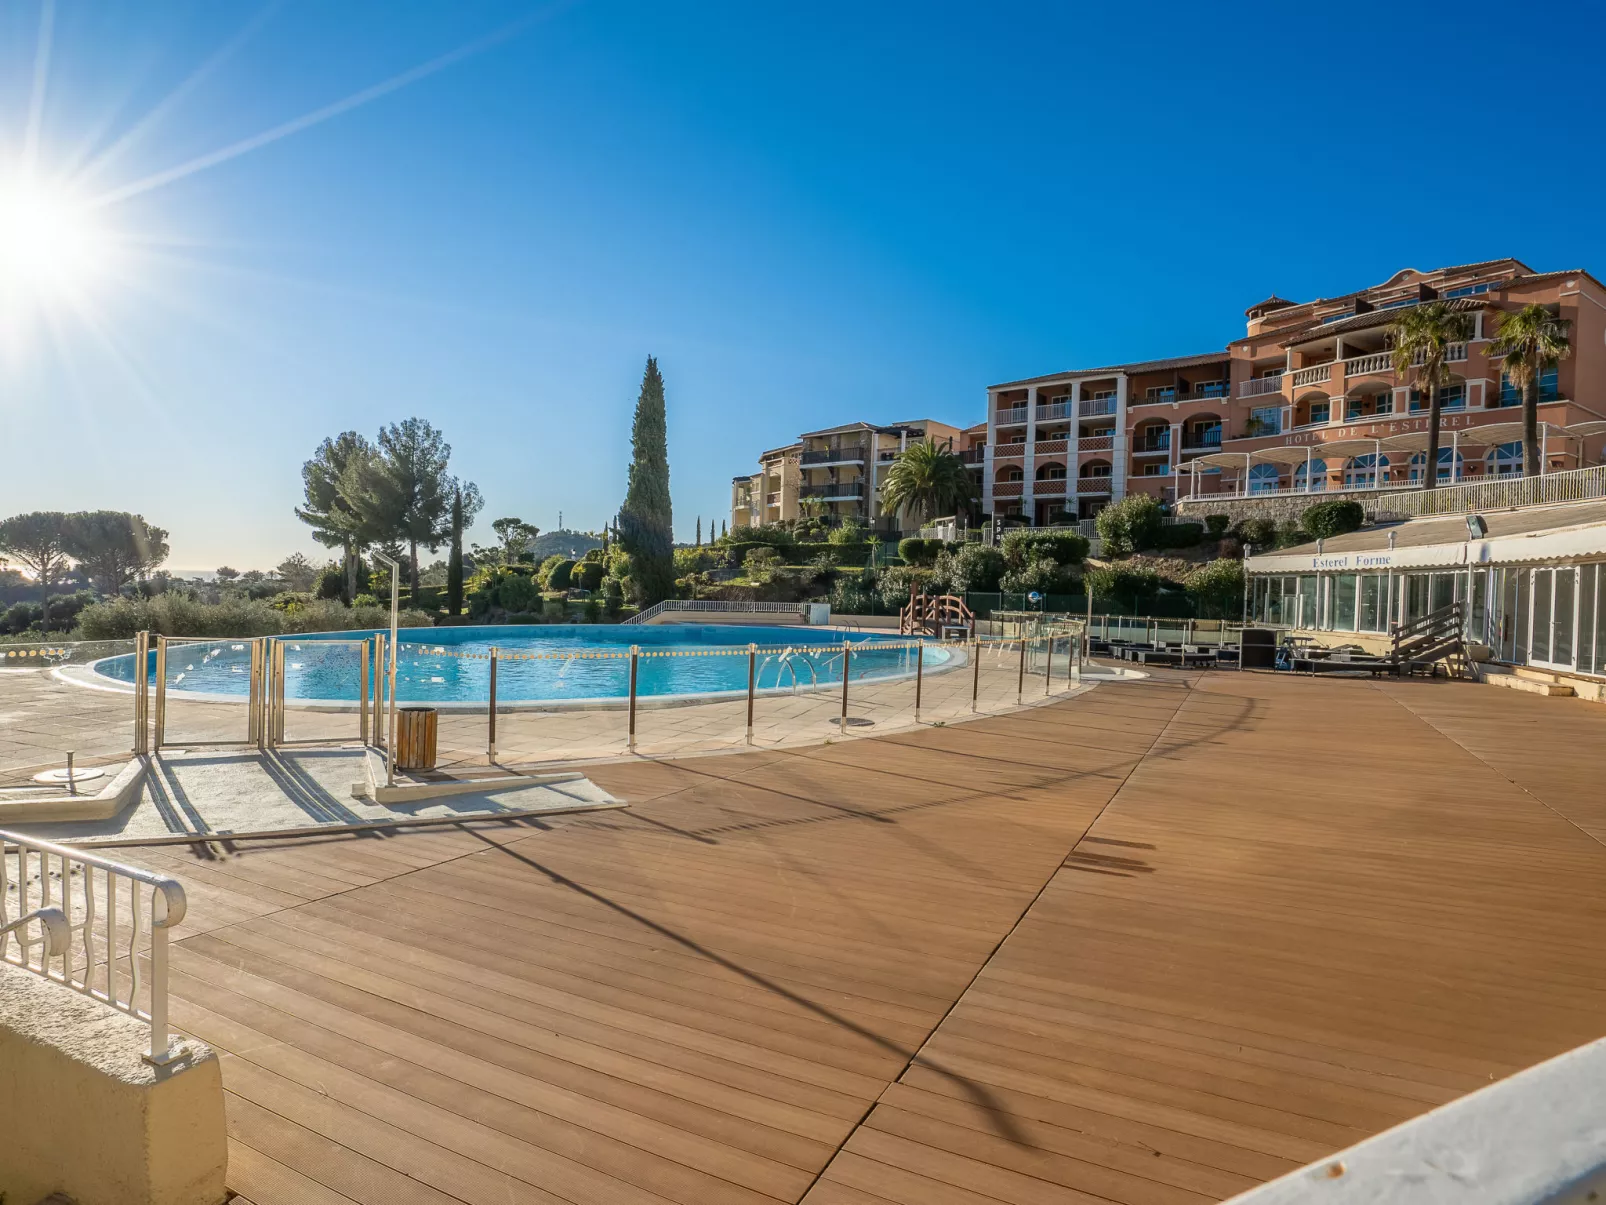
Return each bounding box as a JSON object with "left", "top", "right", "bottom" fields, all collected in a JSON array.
[
  {"left": 1250, "top": 406, "right": 1283, "bottom": 435},
  {"left": 1321, "top": 310, "right": 1354, "bottom": 324},
  {"left": 1259, "top": 368, "right": 1284, "bottom": 379},
  {"left": 1307, "top": 400, "right": 1331, "bottom": 425},
  {"left": 1090, "top": 425, "right": 1115, "bottom": 438},
  {"left": 1297, "top": 576, "right": 1318, "bottom": 629},
  {"left": 1345, "top": 452, "right": 1388, "bottom": 487},
  {"left": 1409, "top": 385, "right": 1465, "bottom": 412},
  {"left": 1486, "top": 441, "right": 1522, "bottom": 477},
  {"left": 1089, "top": 389, "right": 1116, "bottom": 401},
  {"left": 1146, "top": 386, "right": 1177, "bottom": 402},
  {"left": 1194, "top": 380, "right": 1227, "bottom": 397},
  {"left": 1500, "top": 369, "right": 1560, "bottom": 405},
  {"left": 1248, "top": 463, "right": 1281, "bottom": 494},
  {"left": 999, "top": 466, "right": 1024, "bottom": 482},
  {"left": 1080, "top": 461, "right": 1112, "bottom": 478},
  {"left": 1036, "top": 463, "right": 1067, "bottom": 480},
  {"left": 1408, "top": 449, "right": 1464, "bottom": 482},
  {"left": 1140, "top": 462, "right": 1169, "bottom": 476},
  {"left": 1334, "top": 575, "right": 1358, "bottom": 631},
  {"left": 1293, "top": 459, "right": 1328, "bottom": 491},
  {"left": 1359, "top": 575, "right": 1384, "bottom": 632},
  {"left": 1374, "top": 391, "right": 1394, "bottom": 415},
  {"left": 1047, "top": 394, "right": 1070, "bottom": 406},
  {"left": 1444, "top": 283, "right": 1490, "bottom": 299}
]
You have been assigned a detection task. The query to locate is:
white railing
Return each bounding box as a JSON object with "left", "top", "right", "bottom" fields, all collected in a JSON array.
[
  {"left": 1291, "top": 363, "right": 1332, "bottom": 387},
  {"left": 1034, "top": 402, "right": 1072, "bottom": 421},
  {"left": 1343, "top": 351, "right": 1393, "bottom": 376},
  {"left": 1078, "top": 397, "right": 1117, "bottom": 417},
  {"left": 1238, "top": 374, "right": 1285, "bottom": 398},
  {"left": 625, "top": 599, "right": 806, "bottom": 625},
  {"left": 1376, "top": 463, "right": 1606, "bottom": 517},
  {"left": 0, "top": 830, "right": 186, "bottom": 1064},
  {"left": 996, "top": 406, "right": 1028, "bottom": 425}
]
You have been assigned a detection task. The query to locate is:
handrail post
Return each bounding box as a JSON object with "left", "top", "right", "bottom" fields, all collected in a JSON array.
[
  {"left": 839, "top": 640, "right": 850, "bottom": 736},
  {"left": 1017, "top": 636, "right": 1027, "bottom": 704},
  {"left": 1045, "top": 634, "right": 1054, "bottom": 695},
  {"left": 746, "top": 643, "right": 756, "bottom": 745},
  {"left": 627, "top": 645, "right": 639, "bottom": 752},
  {"left": 153, "top": 635, "right": 168, "bottom": 750},
  {"left": 358, "top": 638, "right": 369, "bottom": 745},
  {"left": 132, "top": 631, "right": 149, "bottom": 754},
  {"left": 971, "top": 636, "right": 981, "bottom": 712},
  {"left": 488, "top": 647, "right": 499, "bottom": 763},
  {"left": 914, "top": 639, "right": 924, "bottom": 723}
]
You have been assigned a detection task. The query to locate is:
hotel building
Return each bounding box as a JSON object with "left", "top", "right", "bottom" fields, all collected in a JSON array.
[{"left": 984, "top": 259, "right": 1606, "bottom": 522}]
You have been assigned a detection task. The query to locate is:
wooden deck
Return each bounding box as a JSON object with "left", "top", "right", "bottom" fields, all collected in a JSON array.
[{"left": 123, "top": 671, "right": 1606, "bottom": 1204}]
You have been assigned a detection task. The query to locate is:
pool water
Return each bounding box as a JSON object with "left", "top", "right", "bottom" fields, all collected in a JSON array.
[{"left": 93, "top": 624, "right": 948, "bottom": 704}]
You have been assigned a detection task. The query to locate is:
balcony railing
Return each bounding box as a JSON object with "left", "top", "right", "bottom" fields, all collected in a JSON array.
[
  {"left": 1033, "top": 478, "right": 1068, "bottom": 496},
  {"left": 1344, "top": 351, "right": 1393, "bottom": 376},
  {"left": 800, "top": 482, "right": 865, "bottom": 499},
  {"left": 1181, "top": 429, "right": 1223, "bottom": 450},
  {"left": 1034, "top": 401, "right": 1073, "bottom": 421},
  {"left": 1078, "top": 476, "right": 1113, "bottom": 493},
  {"left": 1033, "top": 439, "right": 1068, "bottom": 456},
  {"left": 1078, "top": 397, "right": 1117, "bottom": 417},
  {"left": 958, "top": 447, "right": 985, "bottom": 464},
  {"left": 801, "top": 444, "right": 866, "bottom": 465},
  {"left": 1079, "top": 435, "right": 1114, "bottom": 452},
  {"left": 992, "top": 480, "right": 1024, "bottom": 497},
  {"left": 993, "top": 441, "right": 1026, "bottom": 458},
  {"left": 1133, "top": 433, "right": 1172, "bottom": 453},
  {"left": 1378, "top": 463, "right": 1606, "bottom": 518},
  {"left": 996, "top": 406, "right": 1029, "bottom": 425},
  {"left": 1238, "top": 374, "right": 1285, "bottom": 398},
  {"left": 1291, "top": 363, "right": 1332, "bottom": 387}
]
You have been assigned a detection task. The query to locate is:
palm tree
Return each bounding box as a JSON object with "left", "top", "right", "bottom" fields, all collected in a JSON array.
[
  {"left": 1389, "top": 302, "right": 1474, "bottom": 490},
  {"left": 1487, "top": 304, "right": 1572, "bottom": 477},
  {"left": 879, "top": 439, "right": 977, "bottom": 528}
]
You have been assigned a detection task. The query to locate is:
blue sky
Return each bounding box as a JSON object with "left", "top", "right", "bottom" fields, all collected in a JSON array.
[{"left": 3, "top": 0, "right": 1604, "bottom": 571}]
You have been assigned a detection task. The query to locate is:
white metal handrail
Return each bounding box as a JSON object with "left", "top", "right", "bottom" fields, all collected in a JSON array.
[
  {"left": 625, "top": 599, "right": 806, "bottom": 625},
  {"left": 1376, "top": 463, "right": 1606, "bottom": 516},
  {"left": 0, "top": 829, "right": 187, "bottom": 1064},
  {"left": 1238, "top": 374, "right": 1285, "bottom": 398}
]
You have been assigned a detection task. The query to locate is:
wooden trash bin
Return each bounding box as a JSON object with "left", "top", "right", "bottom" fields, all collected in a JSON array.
[{"left": 395, "top": 706, "right": 438, "bottom": 771}]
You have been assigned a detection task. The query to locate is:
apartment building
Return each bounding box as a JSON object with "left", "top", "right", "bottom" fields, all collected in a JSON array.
[
  {"left": 984, "top": 259, "right": 1606, "bottom": 522},
  {"left": 730, "top": 420, "right": 964, "bottom": 534}
]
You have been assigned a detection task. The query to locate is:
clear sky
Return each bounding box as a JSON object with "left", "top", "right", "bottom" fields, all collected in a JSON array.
[{"left": 3, "top": 0, "right": 1604, "bottom": 572}]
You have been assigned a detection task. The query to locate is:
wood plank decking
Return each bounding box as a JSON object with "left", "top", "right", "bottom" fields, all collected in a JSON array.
[{"left": 117, "top": 671, "right": 1606, "bottom": 1204}]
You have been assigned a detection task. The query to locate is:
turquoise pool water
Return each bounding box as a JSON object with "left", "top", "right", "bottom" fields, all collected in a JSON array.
[{"left": 92, "top": 624, "right": 945, "bottom": 704}]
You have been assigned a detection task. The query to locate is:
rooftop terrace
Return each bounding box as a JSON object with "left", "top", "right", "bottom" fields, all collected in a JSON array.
[{"left": 99, "top": 667, "right": 1606, "bottom": 1204}]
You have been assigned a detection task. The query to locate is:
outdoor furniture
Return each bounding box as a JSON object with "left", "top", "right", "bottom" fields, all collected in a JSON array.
[{"left": 1240, "top": 628, "right": 1277, "bottom": 670}]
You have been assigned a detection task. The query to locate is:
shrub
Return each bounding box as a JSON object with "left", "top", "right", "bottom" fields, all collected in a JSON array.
[
  {"left": 314, "top": 565, "right": 345, "bottom": 601},
  {"left": 2, "top": 601, "right": 44, "bottom": 634},
  {"left": 582, "top": 548, "right": 606, "bottom": 563},
  {"left": 583, "top": 597, "right": 602, "bottom": 622},
  {"left": 1001, "top": 529, "right": 1088, "bottom": 568},
  {"left": 352, "top": 593, "right": 379, "bottom": 608},
  {"left": 1275, "top": 520, "right": 1310, "bottom": 549},
  {"left": 898, "top": 538, "right": 937, "bottom": 566},
  {"left": 1204, "top": 514, "right": 1231, "bottom": 537},
  {"left": 830, "top": 572, "right": 878, "bottom": 615},
  {"left": 574, "top": 560, "right": 605, "bottom": 592},
  {"left": 601, "top": 576, "right": 622, "bottom": 616},
  {"left": 876, "top": 565, "right": 931, "bottom": 611},
  {"left": 1301, "top": 499, "right": 1366, "bottom": 540},
  {"left": 724, "top": 524, "right": 793, "bottom": 549},
  {"left": 542, "top": 596, "right": 567, "bottom": 621},
  {"left": 536, "top": 554, "right": 567, "bottom": 589},
  {"left": 499, "top": 572, "right": 539, "bottom": 613},
  {"left": 546, "top": 560, "right": 575, "bottom": 591},
  {"left": 1157, "top": 522, "right": 1205, "bottom": 550},
  {"left": 75, "top": 595, "right": 433, "bottom": 639},
  {"left": 1234, "top": 516, "right": 1277, "bottom": 549},
  {"left": 1185, "top": 558, "right": 1245, "bottom": 618},
  {"left": 999, "top": 556, "right": 1064, "bottom": 596},
  {"left": 1084, "top": 564, "right": 1163, "bottom": 610},
  {"left": 744, "top": 546, "right": 783, "bottom": 582},
  {"left": 931, "top": 543, "right": 1005, "bottom": 593},
  {"left": 1095, "top": 495, "right": 1164, "bottom": 555},
  {"left": 827, "top": 521, "right": 865, "bottom": 545}
]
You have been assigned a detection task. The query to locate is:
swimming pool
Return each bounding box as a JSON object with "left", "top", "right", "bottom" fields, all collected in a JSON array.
[{"left": 91, "top": 624, "right": 950, "bottom": 707}]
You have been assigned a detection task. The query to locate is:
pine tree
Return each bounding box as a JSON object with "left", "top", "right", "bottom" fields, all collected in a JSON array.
[
  {"left": 618, "top": 356, "right": 675, "bottom": 605},
  {"left": 446, "top": 486, "right": 465, "bottom": 616}
]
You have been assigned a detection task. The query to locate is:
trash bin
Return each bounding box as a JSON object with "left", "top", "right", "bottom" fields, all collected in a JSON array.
[
  {"left": 1239, "top": 627, "right": 1277, "bottom": 671},
  {"left": 396, "top": 706, "right": 438, "bottom": 771}
]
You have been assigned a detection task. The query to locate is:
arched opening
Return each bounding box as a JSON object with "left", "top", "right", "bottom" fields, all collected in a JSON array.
[
  {"left": 1080, "top": 459, "right": 1112, "bottom": 481},
  {"left": 1408, "top": 448, "right": 1465, "bottom": 483},
  {"left": 998, "top": 465, "right": 1024, "bottom": 482},
  {"left": 1344, "top": 453, "right": 1388, "bottom": 488},
  {"left": 1183, "top": 414, "right": 1222, "bottom": 450},
  {"left": 1247, "top": 463, "right": 1281, "bottom": 494},
  {"left": 1293, "top": 458, "right": 1328, "bottom": 492},
  {"left": 1486, "top": 440, "right": 1523, "bottom": 478},
  {"left": 1035, "top": 462, "right": 1067, "bottom": 480},
  {"left": 1294, "top": 393, "right": 1331, "bottom": 427}
]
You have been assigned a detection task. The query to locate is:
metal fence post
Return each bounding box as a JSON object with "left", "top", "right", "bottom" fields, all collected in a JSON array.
[
  {"left": 1017, "top": 636, "right": 1026, "bottom": 704},
  {"left": 1045, "top": 634, "right": 1054, "bottom": 695},
  {"left": 132, "top": 631, "right": 149, "bottom": 754},
  {"left": 971, "top": 636, "right": 981, "bottom": 713},
  {"left": 488, "top": 647, "right": 499, "bottom": 763},
  {"left": 152, "top": 635, "right": 168, "bottom": 750},
  {"left": 914, "top": 640, "right": 924, "bottom": 723},
  {"left": 746, "top": 643, "right": 756, "bottom": 745},
  {"left": 373, "top": 634, "right": 385, "bottom": 747},
  {"left": 839, "top": 640, "right": 850, "bottom": 736},
  {"left": 358, "top": 639, "right": 369, "bottom": 745},
  {"left": 627, "top": 645, "right": 639, "bottom": 753}
]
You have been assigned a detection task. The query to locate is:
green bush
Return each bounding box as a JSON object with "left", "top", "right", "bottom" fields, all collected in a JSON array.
[
  {"left": 932, "top": 543, "right": 1005, "bottom": 593},
  {"left": 1204, "top": 514, "right": 1231, "bottom": 537},
  {"left": 582, "top": 597, "right": 602, "bottom": 622},
  {"left": 1234, "top": 516, "right": 1277, "bottom": 549},
  {"left": 1157, "top": 522, "right": 1205, "bottom": 550},
  {"left": 744, "top": 546, "right": 783, "bottom": 582},
  {"left": 542, "top": 596, "right": 567, "bottom": 621},
  {"left": 574, "top": 560, "right": 605, "bottom": 592},
  {"left": 1084, "top": 564, "right": 1163, "bottom": 610},
  {"left": 314, "top": 565, "right": 345, "bottom": 601},
  {"left": 827, "top": 521, "right": 865, "bottom": 545},
  {"left": 898, "top": 538, "right": 938, "bottom": 566},
  {"left": 546, "top": 560, "right": 576, "bottom": 591},
  {"left": 75, "top": 595, "right": 434, "bottom": 639},
  {"left": 1185, "top": 558, "right": 1245, "bottom": 618},
  {"left": 723, "top": 524, "right": 793, "bottom": 549},
  {"left": 999, "top": 556, "right": 1065, "bottom": 596},
  {"left": 876, "top": 565, "right": 931, "bottom": 611},
  {"left": 830, "top": 572, "right": 878, "bottom": 614},
  {"left": 1001, "top": 529, "right": 1088, "bottom": 567},
  {"left": 536, "top": 554, "right": 567, "bottom": 589},
  {"left": 499, "top": 572, "right": 539, "bottom": 612},
  {"left": 1095, "top": 495, "right": 1165, "bottom": 555},
  {"left": 1301, "top": 499, "right": 1366, "bottom": 540}
]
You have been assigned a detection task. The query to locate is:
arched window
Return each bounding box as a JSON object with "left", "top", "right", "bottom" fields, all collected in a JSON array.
[
  {"left": 1408, "top": 448, "right": 1464, "bottom": 483},
  {"left": 1248, "top": 463, "right": 1281, "bottom": 494},
  {"left": 999, "top": 465, "right": 1024, "bottom": 482},
  {"left": 1486, "top": 440, "right": 1523, "bottom": 478},
  {"left": 1035, "top": 462, "right": 1067, "bottom": 480},
  {"left": 1293, "top": 459, "right": 1328, "bottom": 491},
  {"left": 1344, "top": 453, "right": 1388, "bottom": 488}
]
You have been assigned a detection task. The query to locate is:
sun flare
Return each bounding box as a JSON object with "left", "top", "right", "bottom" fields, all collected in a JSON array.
[{"left": 0, "top": 175, "right": 109, "bottom": 302}]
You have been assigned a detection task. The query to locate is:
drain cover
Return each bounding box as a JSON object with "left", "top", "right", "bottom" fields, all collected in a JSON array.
[
  {"left": 32, "top": 766, "right": 108, "bottom": 785},
  {"left": 830, "top": 717, "right": 875, "bottom": 728}
]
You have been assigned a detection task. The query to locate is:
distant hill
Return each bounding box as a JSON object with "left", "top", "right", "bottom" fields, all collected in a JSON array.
[{"left": 528, "top": 529, "right": 603, "bottom": 560}]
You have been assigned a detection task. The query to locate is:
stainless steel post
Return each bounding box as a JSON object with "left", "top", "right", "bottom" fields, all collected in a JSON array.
[
  {"left": 746, "top": 643, "right": 756, "bottom": 745},
  {"left": 627, "top": 645, "right": 639, "bottom": 752},
  {"left": 358, "top": 640, "right": 369, "bottom": 745},
  {"left": 273, "top": 640, "right": 288, "bottom": 747},
  {"left": 66, "top": 751, "right": 76, "bottom": 797},
  {"left": 132, "top": 632, "right": 149, "bottom": 754},
  {"left": 914, "top": 640, "right": 924, "bottom": 722},
  {"left": 488, "top": 647, "right": 499, "bottom": 763},
  {"left": 153, "top": 636, "right": 168, "bottom": 750},
  {"left": 1017, "top": 636, "right": 1026, "bottom": 704},
  {"left": 839, "top": 640, "right": 850, "bottom": 736},
  {"left": 971, "top": 637, "right": 981, "bottom": 712},
  {"left": 1045, "top": 634, "right": 1054, "bottom": 695}
]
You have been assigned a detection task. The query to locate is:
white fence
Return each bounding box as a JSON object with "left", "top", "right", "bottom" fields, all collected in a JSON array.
[
  {"left": 1373, "top": 464, "right": 1606, "bottom": 517},
  {"left": 625, "top": 599, "right": 805, "bottom": 624},
  {"left": 1, "top": 829, "right": 187, "bottom": 1064}
]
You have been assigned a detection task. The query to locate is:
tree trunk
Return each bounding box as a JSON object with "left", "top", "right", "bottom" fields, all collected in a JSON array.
[
  {"left": 1523, "top": 376, "right": 1541, "bottom": 478},
  {"left": 345, "top": 546, "right": 358, "bottom": 602},
  {"left": 409, "top": 540, "right": 420, "bottom": 592},
  {"left": 1422, "top": 383, "right": 1441, "bottom": 491}
]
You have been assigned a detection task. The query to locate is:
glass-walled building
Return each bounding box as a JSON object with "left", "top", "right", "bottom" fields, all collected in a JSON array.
[{"left": 1243, "top": 500, "right": 1606, "bottom": 677}]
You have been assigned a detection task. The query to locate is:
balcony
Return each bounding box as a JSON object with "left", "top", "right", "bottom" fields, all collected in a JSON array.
[
  {"left": 996, "top": 406, "right": 1029, "bottom": 425},
  {"left": 1033, "top": 478, "right": 1068, "bottom": 496},
  {"left": 1078, "top": 397, "right": 1117, "bottom": 417},
  {"left": 1080, "top": 435, "right": 1114, "bottom": 453},
  {"left": 1343, "top": 351, "right": 1393, "bottom": 377},
  {"left": 993, "top": 441, "right": 1026, "bottom": 458},
  {"left": 1238, "top": 373, "right": 1285, "bottom": 398},
  {"left": 1035, "top": 401, "right": 1073, "bottom": 421},
  {"left": 800, "top": 482, "right": 865, "bottom": 500},
  {"left": 801, "top": 444, "right": 866, "bottom": 466},
  {"left": 1133, "top": 433, "right": 1172, "bottom": 454},
  {"left": 1033, "top": 439, "right": 1068, "bottom": 456},
  {"left": 1291, "top": 363, "right": 1333, "bottom": 388},
  {"left": 958, "top": 447, "right": 985, "bottom": 464},
  {"left": 992, "top": 480, "right": 1024, "bottom": 497},
  {"left": 1181, "top": 429, "right": 1223, "bottom": 451},
  {"left": 1077, "top": 476, "right": 1113, "bottom": 494}
]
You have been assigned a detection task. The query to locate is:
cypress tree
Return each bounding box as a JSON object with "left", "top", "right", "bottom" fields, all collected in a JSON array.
[
  {"left": 720, "top": 519, "right": 727, "bottom": 539},
  {"left": 695, "top": 516, "right": 702, "bottom": 547},
  {"left": 618, "top": 356, "right": 675, "bottom": 605},
  {"left": 446, "top": 485, "right": 464, "bottom": 615}
]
